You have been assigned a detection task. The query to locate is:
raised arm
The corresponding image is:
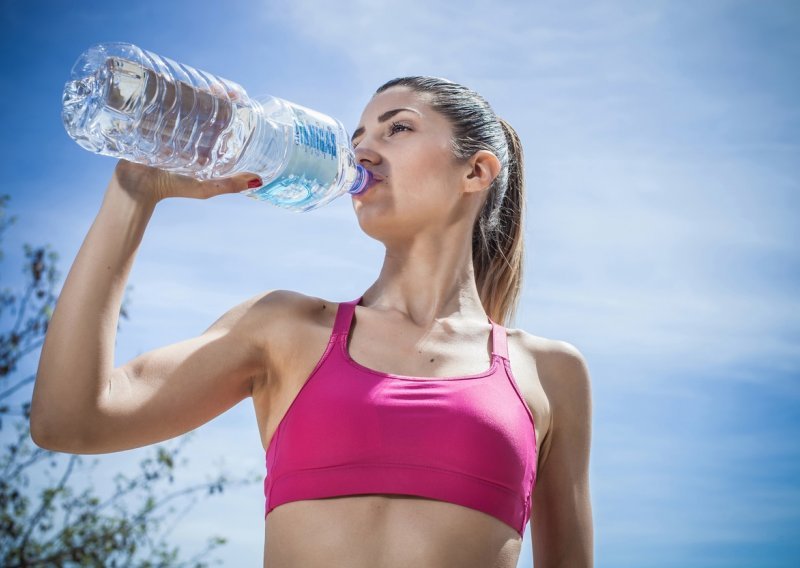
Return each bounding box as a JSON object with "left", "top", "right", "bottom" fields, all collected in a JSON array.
[
  {"left": 530, "top": 340, "right": 594, "bottom": 567},
  {"left": 30, "top": 160, "right": 264, "bottom": 454}
]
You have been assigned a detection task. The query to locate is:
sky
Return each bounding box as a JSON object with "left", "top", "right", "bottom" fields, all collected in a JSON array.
[{"left": 1, "top": 0, "right": 798, "bottom": 566}]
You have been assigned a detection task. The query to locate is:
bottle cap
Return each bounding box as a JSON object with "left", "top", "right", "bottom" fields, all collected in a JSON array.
[{"left": 348, "top": 165, "right": 372, "bottom": 195}]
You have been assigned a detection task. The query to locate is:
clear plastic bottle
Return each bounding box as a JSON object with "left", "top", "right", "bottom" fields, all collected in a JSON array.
[{"left": 61, "top": 42, "right": 371, "bottom": 212}]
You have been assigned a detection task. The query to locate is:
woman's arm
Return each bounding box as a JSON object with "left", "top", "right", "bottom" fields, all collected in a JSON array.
[
  {"left": 530, "top": 340, "right": 594, "bottom": 567},
  {"left": 30, "top": 161, "right": 265, "bottom": 454}
]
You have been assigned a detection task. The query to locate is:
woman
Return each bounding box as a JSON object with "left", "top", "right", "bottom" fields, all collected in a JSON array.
[{"left": 31, "top": 76, "right": 593, "bottom": 567}]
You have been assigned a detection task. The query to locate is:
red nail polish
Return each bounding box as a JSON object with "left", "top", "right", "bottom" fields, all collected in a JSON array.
[{"left": 248, "top": 178, "right": 262, "bottom": 189}]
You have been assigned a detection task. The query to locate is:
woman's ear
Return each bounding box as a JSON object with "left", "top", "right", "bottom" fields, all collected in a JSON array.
[{"left": 464, "top": 150, "right": 502, "bottom": 194}]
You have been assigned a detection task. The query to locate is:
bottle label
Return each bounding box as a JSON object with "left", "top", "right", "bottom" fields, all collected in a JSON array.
[
  {"left": 294, "top": 120, "right": 337, "bottom": 158},
  {"left": 282, "top": 106, "right": 339, "bottom": 190},
  {"left": 241, "top": 98, "right": 348, "bottom": 209}
]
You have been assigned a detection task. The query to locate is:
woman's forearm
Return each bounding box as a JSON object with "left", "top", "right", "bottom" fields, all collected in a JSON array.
[{"left": 30, "top": 179, "right": 157, "bottom": 447}]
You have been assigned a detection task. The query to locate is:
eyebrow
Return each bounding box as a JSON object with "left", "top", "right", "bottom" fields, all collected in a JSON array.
[{"left": 351, "top": 107, "right": 422, "bottom": 145}]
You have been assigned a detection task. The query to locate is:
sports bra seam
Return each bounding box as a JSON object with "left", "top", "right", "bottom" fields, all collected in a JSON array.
[
  {"left": 269, "top": 462, "right": 521, "bottom": 496},
  {"left": 501, "top": 358, "right": 538, "bottom": 493},
  {"left": 502, "top": 359, "right": 537, "bottom": 432}
]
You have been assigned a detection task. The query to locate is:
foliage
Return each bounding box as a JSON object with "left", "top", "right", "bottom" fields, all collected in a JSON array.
[{"left": 0, "top": 194, "right": 259, "bottom": 567}]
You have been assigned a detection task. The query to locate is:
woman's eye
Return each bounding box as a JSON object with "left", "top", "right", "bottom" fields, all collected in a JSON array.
[
  {"left": 352, "top": 122, "right": 411, "bottom": 149},
  {"left": 388, "top": 121, "right": 411, "bottom": 135}
]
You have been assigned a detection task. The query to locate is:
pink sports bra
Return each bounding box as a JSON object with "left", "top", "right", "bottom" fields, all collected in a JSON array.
[{"left": 263, "top": 296, "right": 538, "bottom": 537}]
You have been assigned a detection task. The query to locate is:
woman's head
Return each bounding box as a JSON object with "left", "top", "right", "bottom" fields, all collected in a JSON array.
[{"left": 353, "top": 77, "right": 526, "bottom": 326}]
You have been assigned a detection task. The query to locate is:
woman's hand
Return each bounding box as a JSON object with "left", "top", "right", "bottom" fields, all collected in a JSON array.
[{"left": 111, "top": 159, "right": 261, "bottom": 206}]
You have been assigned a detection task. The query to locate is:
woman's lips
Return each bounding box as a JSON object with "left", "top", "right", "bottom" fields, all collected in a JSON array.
[{"left": 355, "top": 174, "right": 384, "bottom": 197}]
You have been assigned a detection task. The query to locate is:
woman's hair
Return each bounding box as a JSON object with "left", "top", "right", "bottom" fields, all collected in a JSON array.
[{"left": 374, "top": 77, "right": 526, "bottom": 327}]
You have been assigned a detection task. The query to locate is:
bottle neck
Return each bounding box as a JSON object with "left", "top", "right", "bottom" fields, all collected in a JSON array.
[{"left": 348, "top": 165, "right": 371, "bottom": 194}]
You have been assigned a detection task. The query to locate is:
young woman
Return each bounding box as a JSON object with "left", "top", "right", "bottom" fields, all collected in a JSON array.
[{"left": 31, "top": 76, "right": 594, "bottom": 567}]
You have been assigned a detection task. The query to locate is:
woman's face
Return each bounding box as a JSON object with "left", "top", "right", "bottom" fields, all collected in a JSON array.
[{"left": 350, "top": 86, "right": 475, "bottom": 241}]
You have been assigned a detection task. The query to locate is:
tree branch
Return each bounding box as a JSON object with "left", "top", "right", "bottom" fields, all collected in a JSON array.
[
  {"left": 0, "top": 372, "right": 36, "bottom": 401},
  {"left": 18, "top": 454, "right": 78, "bottom": 561}
]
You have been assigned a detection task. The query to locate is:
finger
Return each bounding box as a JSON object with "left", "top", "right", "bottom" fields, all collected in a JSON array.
[{"left": 196, "top": 172, "right": 263, "bottom": 199}]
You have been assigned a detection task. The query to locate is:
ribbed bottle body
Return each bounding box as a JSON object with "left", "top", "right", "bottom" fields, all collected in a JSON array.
[{"left": 62, "top": 43, "right": 369, "bottom": 211}]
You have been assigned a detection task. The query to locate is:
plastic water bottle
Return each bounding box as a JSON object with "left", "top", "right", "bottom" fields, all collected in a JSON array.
[{"left": 61, "top": 42, "right": 371, "bottom": 212}]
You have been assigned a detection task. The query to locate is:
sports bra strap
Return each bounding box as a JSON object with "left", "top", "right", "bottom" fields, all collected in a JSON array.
[
  {"left": 490, "top": 319, "right": 509, "bottom": 360},
  {"left": 332, "top": 297, "right": 359, "bottom": 336}
]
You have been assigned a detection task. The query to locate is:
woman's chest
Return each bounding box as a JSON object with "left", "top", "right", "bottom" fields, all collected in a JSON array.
[{"left": 253, "top": 313, "right": 550, "bottom": 457}]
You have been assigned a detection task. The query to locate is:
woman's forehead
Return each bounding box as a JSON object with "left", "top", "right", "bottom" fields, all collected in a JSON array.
[{"left": 361, "top": 87, "right": 430, "bottom": 117}]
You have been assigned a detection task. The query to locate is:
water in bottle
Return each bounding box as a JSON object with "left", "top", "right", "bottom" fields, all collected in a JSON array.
[{"left": 61, "top": 42, "right": 371, "bottom": 211}]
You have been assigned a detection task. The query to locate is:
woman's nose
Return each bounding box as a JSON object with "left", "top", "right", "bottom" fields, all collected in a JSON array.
[{"left": 354, "top": 142, "right": 381, "bottom": 166}]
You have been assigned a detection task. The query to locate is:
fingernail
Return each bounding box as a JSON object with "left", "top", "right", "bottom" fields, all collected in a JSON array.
[{"left": 247, "top": 177, "right": 262, "bottom": 189}]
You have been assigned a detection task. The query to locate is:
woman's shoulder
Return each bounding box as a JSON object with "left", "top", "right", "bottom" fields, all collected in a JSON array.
[
  {"left": 246, "top": 289, "right": 344, "bottom": 335},
  {"left": 508, "top": 327, "right": 585, "bottom": 360},
  {"left": 506, "top": 327, "right": 589, "bottom": 389},
  {"left": 248, "top": 288, "right": 318, "bottom": 312}
]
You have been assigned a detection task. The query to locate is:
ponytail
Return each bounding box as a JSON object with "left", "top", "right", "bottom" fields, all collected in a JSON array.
[{"left": 472, "top": 118, "right": 526, "bottom": 326}]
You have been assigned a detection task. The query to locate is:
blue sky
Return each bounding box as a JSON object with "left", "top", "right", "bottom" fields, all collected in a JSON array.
[{"left": 1, "top": 0, "right": 798, "bottom": 566}]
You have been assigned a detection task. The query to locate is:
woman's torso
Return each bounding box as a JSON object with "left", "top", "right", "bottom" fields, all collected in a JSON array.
[{"left": 251, "top": 291, "right": 552, "bottom": 568}]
